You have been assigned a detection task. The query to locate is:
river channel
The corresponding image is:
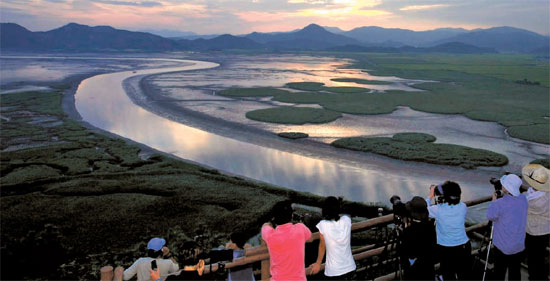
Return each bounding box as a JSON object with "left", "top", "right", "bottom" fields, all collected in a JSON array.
[{"left": 69, "top": 57, "right": 518, "bottom": 223}]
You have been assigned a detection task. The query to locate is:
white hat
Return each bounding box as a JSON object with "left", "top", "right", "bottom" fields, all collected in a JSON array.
[
  {"left": 500, "top": 174, "right": 522, "bottom": 196},
  {"left": 522, "top": 164, "right": 550, "bottom": 192}
]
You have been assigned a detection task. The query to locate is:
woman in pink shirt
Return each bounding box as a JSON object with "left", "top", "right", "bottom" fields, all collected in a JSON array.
[{"left": 261, "top": 201, "right": 312, "bottom": 281}]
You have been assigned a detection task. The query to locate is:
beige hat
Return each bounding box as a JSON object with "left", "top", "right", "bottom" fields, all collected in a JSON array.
[{"left": 522, "top": 164, "right": 550, "bottom": 192}]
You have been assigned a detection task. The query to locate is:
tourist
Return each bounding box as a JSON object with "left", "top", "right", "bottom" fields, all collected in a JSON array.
[
  {"left": 123, "top": 237, "right": 179, "bottom": 281},
  {"left": 427, "top": 181, "right": 471, "bottom": 280},
  {"left": 401, "top": 196, "right": 436, "bottom": 280},
  {"left": 522, "top": 164, "right": 550, "bottom": 280},
  {"left": 308, "top": 196, "right": 356, "bottom": 280},
  {"left": 487, "top": 174, "right": 528, "bottom": 280},
  {"left": 261, "top": 201, "right": 312, "bottom": 281},
  {"left": 225, "top": 231, "right": 255, "bottom": 281}
]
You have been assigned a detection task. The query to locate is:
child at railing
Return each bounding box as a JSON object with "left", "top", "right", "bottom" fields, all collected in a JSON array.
[{"left": 225, "top": 232, "right": 255, "bottom": 281}]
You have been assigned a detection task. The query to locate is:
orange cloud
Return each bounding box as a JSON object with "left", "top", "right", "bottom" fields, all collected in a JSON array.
[{"left": 400, "top": 4, "right": 450, "bottom": 11}]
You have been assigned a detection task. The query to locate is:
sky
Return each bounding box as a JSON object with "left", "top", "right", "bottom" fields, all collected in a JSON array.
[{"left": 1, "top": 0, "right": 549, "bottom": 35}]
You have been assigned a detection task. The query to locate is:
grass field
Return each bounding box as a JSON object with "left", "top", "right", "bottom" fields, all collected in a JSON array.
[
  {"left": 0, "top": 88, "right": 380, "bottom": 280},
  {"left": 332, "top": 133, "right": 509, "bottom": 168}
]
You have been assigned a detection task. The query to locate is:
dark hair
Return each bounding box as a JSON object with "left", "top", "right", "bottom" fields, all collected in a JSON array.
[
  {"left": 442, "top": 181, "right": 461, "bottom": 205},
  {"left": 147, "top": 249, "right": 163, "bottom": 258},
  {"left": 230, "top": 232, "right": 248, "bottom": 249},
  {"left": 322, "top": 196, "right": 341, "bottom": 221},
  {"left": 272, "top": 201, "right": 293, "bottom": 225}
]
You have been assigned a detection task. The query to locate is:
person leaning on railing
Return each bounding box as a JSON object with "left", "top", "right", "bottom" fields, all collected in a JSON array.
[
  {"left": 308, "top": 196, "right": 356, "bottom": 280},
  {"left": 522, "top": 164, "right": 550, "bottom": 281},
  {"left": 123, "top": 237, "right": 179, "bottom": 281},
  {"left": 486, "top": 174, "right": 528, "bottom": 280},
  {"left": 426, "top": 181, "right": 472, "bottom": 281},
  {"left": 401, "top": 196, "right": 436, "bottom": 280}
]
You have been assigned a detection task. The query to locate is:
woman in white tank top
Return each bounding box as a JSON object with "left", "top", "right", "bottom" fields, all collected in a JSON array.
[{"left": 308, "top": 196, "right": 356, "bottom": 280}]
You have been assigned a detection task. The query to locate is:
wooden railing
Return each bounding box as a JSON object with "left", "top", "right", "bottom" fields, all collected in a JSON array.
[{"left": 100, "top": 196, "right": 493, "bottom": 281}]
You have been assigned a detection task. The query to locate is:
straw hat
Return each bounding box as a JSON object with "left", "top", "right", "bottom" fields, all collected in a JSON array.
[{"left": 522, "top": 164, "right": 550, "bottom": 192}]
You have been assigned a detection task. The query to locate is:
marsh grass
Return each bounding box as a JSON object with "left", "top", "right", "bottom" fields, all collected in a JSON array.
[
  {"left": 246, "top": 106, "right": 342, "bottom": 124},
  {"left": 217, "top": 87, "right": 289, "bottom": 97},
  {"left": 277, "top": 132, "right": 309, "bottom": 139},
  {"left": 331, "top": 133, "right": 508, "bottom": 168},
  {"left": 331, "top": 78, "right": 392, "bottom": 85},
  {"left": 286, "top": 82, "right": 325, "bottom": 91}
]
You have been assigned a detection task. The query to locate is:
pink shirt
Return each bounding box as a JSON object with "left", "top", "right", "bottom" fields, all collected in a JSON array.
[{"left": 261, "top": 223, "right": 312, "bottom": 281}]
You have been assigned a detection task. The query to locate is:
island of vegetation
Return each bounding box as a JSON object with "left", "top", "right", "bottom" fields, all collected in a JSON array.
[
  {"left": 246, "top": 106, "right": 342, "bottom": 124},
  {"left": 331, "top": 132, "right": 509, "bottom": 169},
  {"left": 330, "top": 78, "right": 392, "bottom": 85},
  {"left": 0, "top": 85, "right": 380, "bottom": 280},
  {"left": 277, "top": 132, "right": 309, "bottom": 139}
]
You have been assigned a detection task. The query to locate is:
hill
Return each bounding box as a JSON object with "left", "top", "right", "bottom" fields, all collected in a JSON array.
[
  {"left": 245, "top": 24, "right": 361, "bottom": 50},
  {"left": 434, "top": 26, "right": 549, "bottom": 53},
  {"left": 342, "top": 26, "right": 468, "bottom": 46},
  {"left": 1, "top": 22, "right": 179, "bottom": 51},
  {"left": 326, "top": 42, "right": 497, "bottom": 54}
]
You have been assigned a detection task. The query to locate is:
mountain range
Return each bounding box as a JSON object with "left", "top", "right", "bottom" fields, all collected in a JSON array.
[{"left": 1, "top": 22, "right": 548, "bottom": 54}]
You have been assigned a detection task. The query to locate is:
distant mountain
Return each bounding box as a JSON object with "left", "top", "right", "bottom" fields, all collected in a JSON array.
[
  {"left": 342, "top": 26, "right": 469, "bottom": 46},
  {"left": 0, "top": 23, "right": 40, "bottom": 50},
  {"left": 178, "top": 34, "right": 264, "bottom": 50},
  {"left": 1, "top": 22, "right": 545, "bottom": 54},
  {"left": 1, "top": 22, "right": 179, "bottom": 51},
  {"left": 326, "top": 42, "right": 497, "bottom": 54},
  {"left": 323, "top": 26, "right": 346, "bottom": 34},
  {"left": 139, "top": 29, "right": 198, "bottom": 38},
  {"left": 245, "top": 24, "right": 361, "bottom": 50},
  {"left": 433, "top": 26, "right": 549, "bottom": 53}
]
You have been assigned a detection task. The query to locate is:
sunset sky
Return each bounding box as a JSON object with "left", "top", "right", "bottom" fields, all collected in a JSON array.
[{"left": 1, "top": 0, "right": 549, "bottom": 35}]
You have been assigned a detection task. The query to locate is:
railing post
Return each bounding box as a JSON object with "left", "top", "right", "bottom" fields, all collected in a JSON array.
[
  {"left": 261, "top": 240, "right": 270, "bottom": 280},
  {"left": 100, "top": 266, "right": 114, "bottom": 281}
]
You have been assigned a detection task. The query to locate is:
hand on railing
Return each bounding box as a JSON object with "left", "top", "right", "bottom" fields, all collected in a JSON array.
[{"left": 306, "top": 262, "right": 322, "bottom": 275}]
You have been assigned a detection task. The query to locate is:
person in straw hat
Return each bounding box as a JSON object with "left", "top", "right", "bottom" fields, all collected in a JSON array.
[
  {"left": 487, "top": 174, "right": 528, "bottom": 280},
  {"left": 522, "top": 164, "right": 550, "bottom": 280}
]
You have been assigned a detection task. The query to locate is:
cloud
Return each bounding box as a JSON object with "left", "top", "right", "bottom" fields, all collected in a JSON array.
[
  {"left": 400, "top": 4, "right": 450, "bottom": 11},
  {"left": 91, "top": 1, "right": 163, "bottom": 7}
]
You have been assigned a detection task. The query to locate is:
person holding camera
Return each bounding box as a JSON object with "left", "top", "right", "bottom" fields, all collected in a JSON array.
[
  {"left": 487, "top": 174, "right": 528, "bottom": 280},
  {"left": 522, "top": 164, "right": 550, "bottom": 280},
  {"left": 401, "top": 196, "right": 436, "bottom": 280},
  {"left": 308, "top": 196, "right": 356, "bottom": 280},
  {"left": 427, "top": 181, "right": 471, "bottom": 280},
  {"left": 123, "top": 237, "right": 179, "bottom": 281},
  {"left": 261, "top": 201, "right": 312, "bottom": 281}
]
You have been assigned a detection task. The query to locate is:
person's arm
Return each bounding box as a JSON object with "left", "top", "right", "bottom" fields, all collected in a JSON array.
[
  {"left": 123, "top": 259, "right": 139, "bottom": 281},
  {"left": 486, "top": 195, "right": 500, "bottom": 221},
  {"left": 309, "top": 234, "right": 326, "bottom": 275}
]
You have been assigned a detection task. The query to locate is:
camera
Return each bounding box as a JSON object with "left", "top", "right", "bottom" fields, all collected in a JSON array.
[
  {"left": 431, "top": 184, "right": 446, "bottom": 204},
  {"left": 489, "top": 177, "right": 505, "bottom": 198},
  {"left": 390, "top": 195, "right": 408, "bottom": 219}
]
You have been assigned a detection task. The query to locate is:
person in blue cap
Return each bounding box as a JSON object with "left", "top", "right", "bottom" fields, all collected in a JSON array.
[{"left": 123, "top": 237, "right": 179, "bottom": 281}]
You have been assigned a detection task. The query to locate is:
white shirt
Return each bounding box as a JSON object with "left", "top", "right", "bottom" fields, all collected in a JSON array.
[
  {"left": 316, "top": 215, "right": 356, "bottom": 277},
  {"left": 123, "top": 257, "right": 179, "bottom": 281}
]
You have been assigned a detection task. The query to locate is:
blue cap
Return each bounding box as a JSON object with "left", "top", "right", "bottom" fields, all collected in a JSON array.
[{"left": 147, "top": 237, "right": 166, "bottom": 251}]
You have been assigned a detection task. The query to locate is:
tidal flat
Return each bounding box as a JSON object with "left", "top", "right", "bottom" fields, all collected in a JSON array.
[{"left": 0, "top": 53, "right": 548, "bottom": 279}]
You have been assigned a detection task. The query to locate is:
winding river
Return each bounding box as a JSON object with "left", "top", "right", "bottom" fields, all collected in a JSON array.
[{"left": 73, "top": 58, "right": 500, "bottom": 222}]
